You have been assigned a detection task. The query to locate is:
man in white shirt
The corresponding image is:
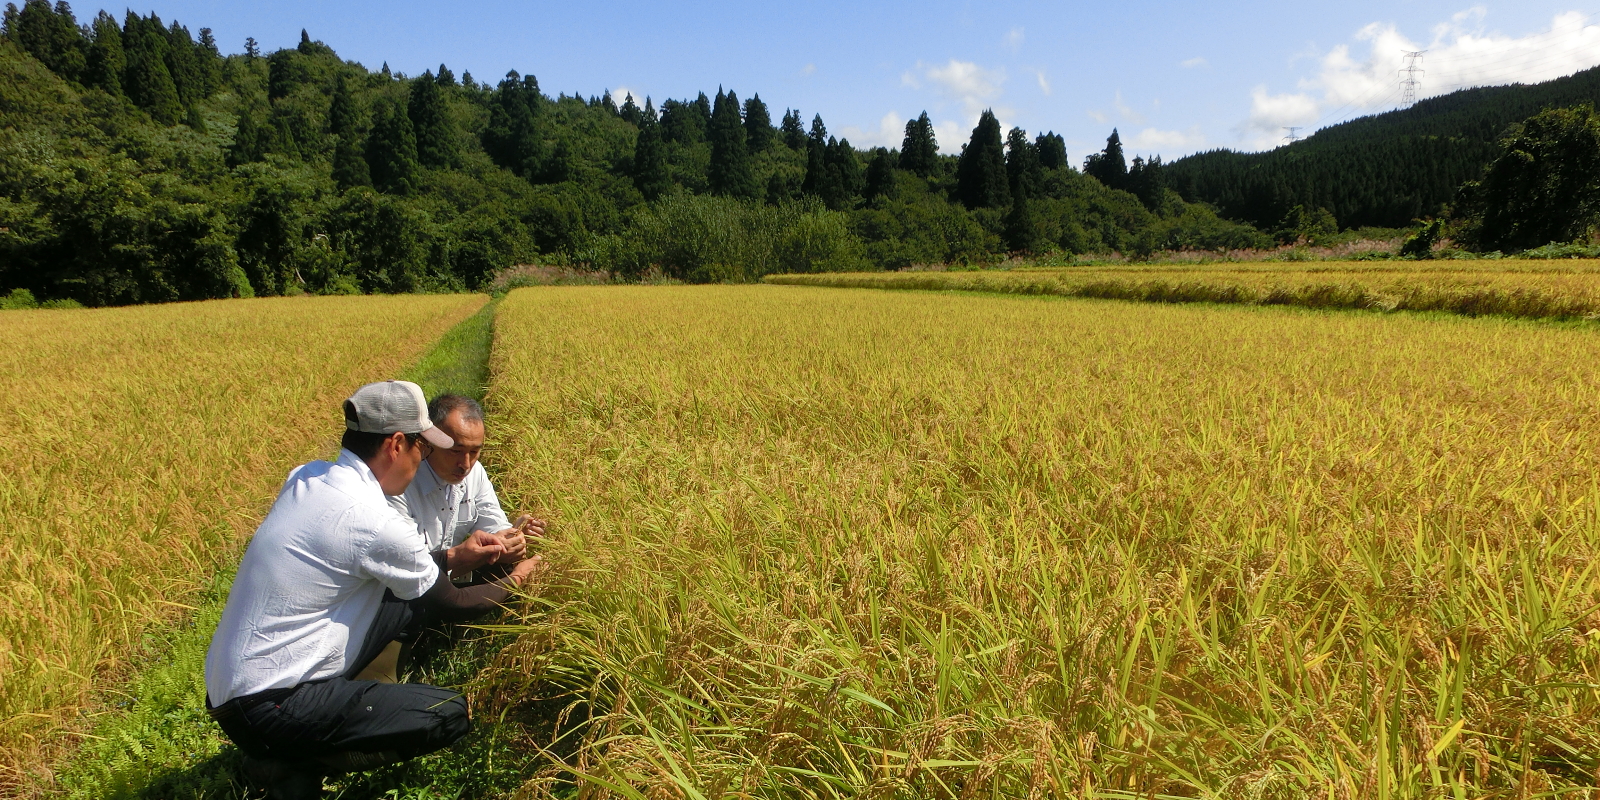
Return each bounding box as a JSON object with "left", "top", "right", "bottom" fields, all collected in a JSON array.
[
  {"left": 390, "top": 394, "right": 544, "bottom": 601},
  {"left": 205, "top": 381, "right": 540, "bottom": 799}
]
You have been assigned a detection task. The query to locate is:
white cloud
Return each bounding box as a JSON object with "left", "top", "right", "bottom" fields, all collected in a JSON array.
[
  {"left": 1086, "top": 109, "right": 1108, "bottom": 123},
  {"left": 1113, "top": 90, "right": 1146, "bottom": 125},
  {"left": 932, "top": 119, "right": 966, "bottom": 155},
  {"left": 1035, "top": 69, "right": 1052, "bottom": 95},
  {"left": 1237, "top": 8, "right": 1600, "bottom": 150},
  {"left": 902, "top": 59, "right": 1011, "bottom": 150},
  {"left": 920, "top": 59, "right": 1006, "bottom": 112},
  {"left": 1180, "top": 57, "right": 1208, "bottom": 69},
  {"left": 1003, "top": 27, "right": 1025, "bottom": 52},
  {"left": 800, "top": 63, "right": 816, "bottom": 76},
  {"left": 1128, "top": 126, "right": 1208, "bottom": 153},
  {"left": 839, "top": 111, "right": 905, "bottom": 150}
]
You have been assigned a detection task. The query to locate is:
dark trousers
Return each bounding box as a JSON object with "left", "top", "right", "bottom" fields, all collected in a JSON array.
[{"left": 208, "top": 591, "right": 472, "bottom": 762}]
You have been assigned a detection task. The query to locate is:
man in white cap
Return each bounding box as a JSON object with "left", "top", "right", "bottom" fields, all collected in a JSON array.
[{"left": 204, "top": 380, "right": 541, "bottom": 799}]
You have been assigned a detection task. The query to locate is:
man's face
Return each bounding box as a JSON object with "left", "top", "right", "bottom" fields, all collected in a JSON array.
[
  {"left": 426, "top": 409, "right": 484, "bottom": 484},
  {"left": 377, "top": 432, "right": 426, "bottom": 495}
]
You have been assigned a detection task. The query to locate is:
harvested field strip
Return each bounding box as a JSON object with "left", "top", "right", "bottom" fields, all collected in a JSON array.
[
  {"left": 0, "top": 294, "right": 484, "bottom": 790},
  {"left": 485, "top": 285, "right": 1600, "bottom": 797},
  {"left": 766, "top": 260, "right": 1600, "bottom": 319}
]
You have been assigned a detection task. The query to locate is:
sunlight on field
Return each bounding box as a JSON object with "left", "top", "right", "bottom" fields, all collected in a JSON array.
[
  {"left": 0, "top": 294, "right": 483, "bottom": 788},
  {"left": 486, "top": 285, "right": 1600, "bottom": 798},
  {"left": 769, "top": 260, "right": 1600, "bottom": 320}
]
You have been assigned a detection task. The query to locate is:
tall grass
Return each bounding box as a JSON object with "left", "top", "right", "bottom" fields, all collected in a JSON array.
[
  {"left": 0, "top": 294, "right": 484, "bottom": 791},
  {"left": 483, "top": 285, "right": 1600, "bottom": 798},
  {"left": 765, "top": 260, "right": 1600, "bottom": 321}
]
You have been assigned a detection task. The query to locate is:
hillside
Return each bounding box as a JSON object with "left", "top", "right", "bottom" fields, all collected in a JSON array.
[
  {"left": 0, "top": 1, "right": 1272, "bottom": 307},
  {"left": 1164, "top": 65, "right": 1600, "bottom": 229}
]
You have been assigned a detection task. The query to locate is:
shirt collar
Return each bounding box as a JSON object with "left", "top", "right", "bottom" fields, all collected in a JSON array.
[{"left": 336, "top": 448, "right": 385, "bottom": 497}]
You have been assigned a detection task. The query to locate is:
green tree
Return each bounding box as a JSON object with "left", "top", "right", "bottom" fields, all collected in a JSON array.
[
  {"left": 864, "top": 147, "right": 897, "bottom": 201},
  {"left": 436, "top": 63, "right": 454, "bottom": 87},
  {"left": 1126, "top": 155, "right": 1166, "bottom": 210},
  {"left": 1004, "top": 191, "right": 1040, "bottom": 252},
  {"left": 161, "top": 21, "right": 203, "bottom": 109},
  {"left": 84, "top": 10, "right": 123, "bottom": 95},
  {"left": 228, "top": 105, "right": 270, "bottom": 165},
  {"left": 366, "top": 99, "right": 420, "bottom": 195},
  {"left": 330, "top": 187, "right": 434, "bottom": 293},
  {"left": 5, "top": 0, "right": 85, "bottom": 81},
  {"left": 620, "top": 92, "right": 643, "bottom": 127},
  {"left": 1035, "top": 131, "right": 1067, "bottom": 170},
  {"left": 329, "top": 76, "right": 369, "bottom": 189},
  {"left": 780, "top": 108, "right": 805, "bottom": 149},
  {"left": 743, "top": 92, "right": 773, "bottom": 152},
  {"left": 1458, "top": 105, "right": 1600, "bottom": 251},
  {"left": 1274, "top": 204, "right": 1339, "bottom": 244},
  {"left": 408, "top": 70, "right": 456, "bottom": 168},
  {"left": 899, "top": 111, "right": 938, "bottom": 177},
  {"left": 121, "top": 12, "right": 182, "bottom": 124},
  {"left": 801, "top": 115, "right": 828, "bottom": 196},
  {"left": 633, "top": 117, "right": 670, "bottom": 200},
  {"left": 1083, "top": 128, "right": 1127, "bottom": 190},
  {"left": 195, "top": 26, "right": 220, "bottom": 94},
  {"left": 1005, "top": 126, "right": 1041, "bottom": 199},
  {"left": 956, "top": 110, "right": 1009, "bottom": 209},
  {"left": 709, "top": 89, "right": 757, "bottom": 198},
  {"left": 660, "top": 97, "right": 707, "bottom": 144},
  {"left": 266, "top": 49, "right": 297, "bottom": 100},
  {"left": 481, "top": 71, "right": 545, "bottom": 178}
]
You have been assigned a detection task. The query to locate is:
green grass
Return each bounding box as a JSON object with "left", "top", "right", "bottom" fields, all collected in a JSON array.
[
  {"left": 403, "top": 298, "right": 499, "bottom": 400},
  {"left": 54, "top": 297, "right": 543, "bottom": 799}
]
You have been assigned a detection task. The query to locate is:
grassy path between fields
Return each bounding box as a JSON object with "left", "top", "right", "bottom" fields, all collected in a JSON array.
[{"left": 58, "top": 298, "right": 542, "bottom": 800}]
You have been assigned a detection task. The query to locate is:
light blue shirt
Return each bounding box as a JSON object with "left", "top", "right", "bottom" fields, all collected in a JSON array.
[{"left": 387, "top": 460, "right": 512, "bottom": 553}]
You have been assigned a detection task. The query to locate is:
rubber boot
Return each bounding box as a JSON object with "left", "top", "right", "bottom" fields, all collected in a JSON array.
[{"left": 241, "top": 754, "right": 324, "bottom": 799}]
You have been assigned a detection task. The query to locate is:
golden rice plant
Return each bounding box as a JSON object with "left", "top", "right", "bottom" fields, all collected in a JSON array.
[
  {"left": 0, "top": 294, "right": 483, "bottom": 790},
  {"left": 483, "top": 285, "right": 1600, "bottom": 798},
  {"left": 765, "top": 260, "right": 1600, "bottom": 320}
]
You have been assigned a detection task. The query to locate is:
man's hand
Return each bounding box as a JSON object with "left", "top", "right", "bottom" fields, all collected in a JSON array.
[
  {"left": 512, "top": 514, "right": 546, "bottom": 539},
  {"left": 504, "top": 554, "right": 543, "bottom": 587},
  {"left": 491, "top": 515, "right": 547, "bottom": 563},
  {"left": 446, "top": 530, "right": 506, "bottom": 573}
]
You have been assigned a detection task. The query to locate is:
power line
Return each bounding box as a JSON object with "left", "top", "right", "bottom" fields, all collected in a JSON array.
[
  {"left": 1400, "top": 50, "right": 1427, "bottom": 106},
  {"left": 1281, "top": 126, "right": 1302, "bottom": 145}
]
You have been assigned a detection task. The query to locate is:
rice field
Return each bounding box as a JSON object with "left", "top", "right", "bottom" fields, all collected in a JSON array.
[
  {"left": 765, "top": 259, "right": 1600, "bottom": 320},
  {"left": 481, "top": 285, "right": 1600, "bottom": 798},
  {"left": 0, "top": 294, "right": 484, "bottom": 790}
]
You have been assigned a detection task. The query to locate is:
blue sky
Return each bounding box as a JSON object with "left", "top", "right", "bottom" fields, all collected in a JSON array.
[{"left": 114, "top": 0, "right": 1600, "bottom": 162}]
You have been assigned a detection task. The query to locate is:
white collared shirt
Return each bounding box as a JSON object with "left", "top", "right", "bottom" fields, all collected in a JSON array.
[
  {"left": 205, "top": 450, "right": 440, "bottom": 705},
  {"left": 387, "top": 460, "right": 511, "bottom": 553}
]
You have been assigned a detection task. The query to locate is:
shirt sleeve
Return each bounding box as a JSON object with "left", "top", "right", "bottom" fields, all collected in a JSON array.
[
  {"left": 469, "top": 466, "right": 512, "bottom": 534},
  {"left": 355, "top": 513, "right": 440, "bottom": 601}
]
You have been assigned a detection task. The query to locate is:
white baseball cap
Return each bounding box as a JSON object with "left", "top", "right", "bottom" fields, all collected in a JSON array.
[{"left": 343, "top": 381, "right": 454, "bottom": 449}]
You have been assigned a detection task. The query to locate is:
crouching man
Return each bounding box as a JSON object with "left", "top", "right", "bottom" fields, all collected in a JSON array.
[
  {"left": 389, "top": 394, "right": 545, "bottom": 617},
  {"left": 204, "top": 381, "right": 540, "bottom": 799}
]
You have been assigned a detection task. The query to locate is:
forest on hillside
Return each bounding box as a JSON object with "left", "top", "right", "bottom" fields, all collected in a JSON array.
[
  {"left": 0, "top": 0, "right": 1270, "bottom": 306},
  {"left": 1164, "top": 65, "right": 1600, "bottom": 230}
]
